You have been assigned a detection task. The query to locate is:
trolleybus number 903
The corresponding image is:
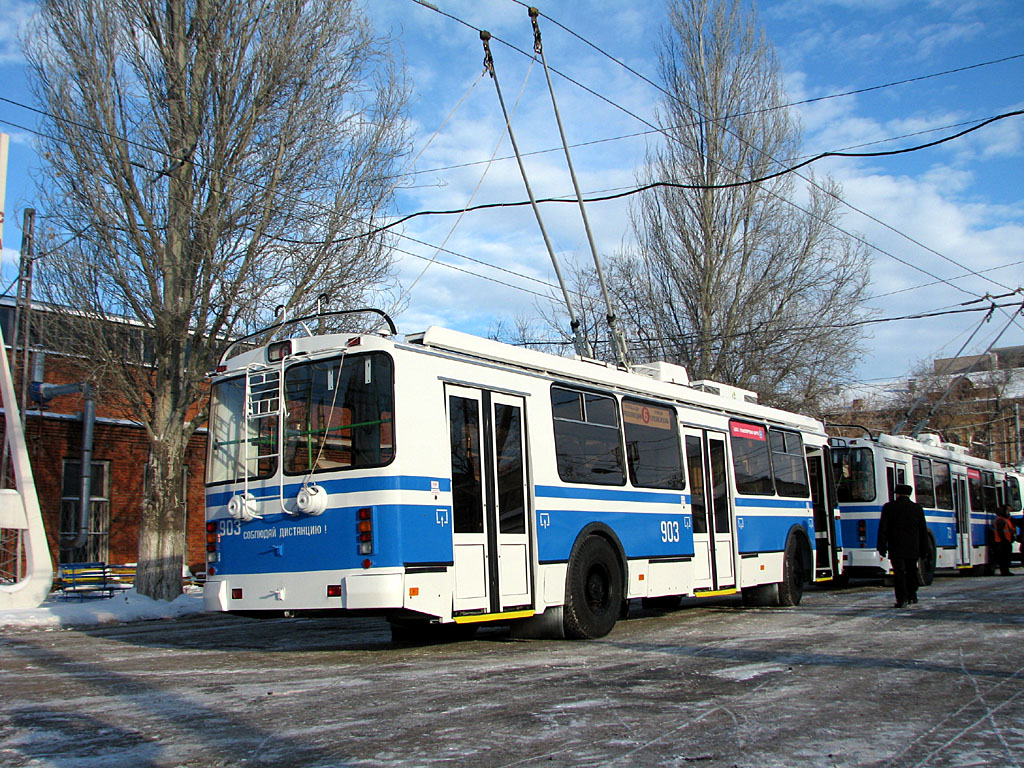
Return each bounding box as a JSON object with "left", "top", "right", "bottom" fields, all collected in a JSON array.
[{"left": 661, "top": 520, "right": 681, "bottom": 543}]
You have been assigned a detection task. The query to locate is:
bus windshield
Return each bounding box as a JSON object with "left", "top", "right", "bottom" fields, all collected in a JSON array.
[{"left": 831, "top": 446, "right": 875, "bottom": 502}]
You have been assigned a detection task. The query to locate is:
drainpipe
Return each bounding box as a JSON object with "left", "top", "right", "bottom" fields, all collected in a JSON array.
[{"left": 30, "top": 381, "right": 95, "bottom": 550}]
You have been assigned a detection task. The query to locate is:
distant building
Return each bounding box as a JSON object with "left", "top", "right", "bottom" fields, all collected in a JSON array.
[
  {"left": 0, "top": 296, "right": 209, "bottom": 577},
  {"left": 825, "top": 346, "right": 1024, "bottom": 467}
]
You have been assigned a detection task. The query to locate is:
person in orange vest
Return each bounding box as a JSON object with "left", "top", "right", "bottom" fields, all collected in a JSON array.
[{"left": 993, "top": 506, "right": 1018, "bottom": 576}]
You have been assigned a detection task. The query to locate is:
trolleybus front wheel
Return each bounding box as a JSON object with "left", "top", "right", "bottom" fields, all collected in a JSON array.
[{"left": 564, "top": 535, "right": 623, "bottom": 639}]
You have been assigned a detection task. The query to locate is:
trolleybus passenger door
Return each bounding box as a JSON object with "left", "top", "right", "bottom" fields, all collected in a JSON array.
[
  {"left": 446, "top": 385, "right": 532, "bottom": 615},
  {"left": 684, "top": 429, "right": 735, "bottom": 591},
  {"left": 806, "top": 447, "right": 838, "bottom": 580},
  {"left": 953, "top": 473, "right": 970, "bottom": 566}
]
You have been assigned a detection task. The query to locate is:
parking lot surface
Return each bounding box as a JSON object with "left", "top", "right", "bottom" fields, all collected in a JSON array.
[{"left": 1, "top": 574, "right": 1022, "bottom": 767}]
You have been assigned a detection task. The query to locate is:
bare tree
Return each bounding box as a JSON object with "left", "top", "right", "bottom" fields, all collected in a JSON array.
[
  {"left": 613, "top": 0, "right": 871, "bottom": 412},
  {"left": 24, "top": 0, "right": 408, "bottom": 599}
]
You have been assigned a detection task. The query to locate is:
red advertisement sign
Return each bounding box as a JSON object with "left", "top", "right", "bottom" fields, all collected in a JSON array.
[
  {"left": 730, "top": 421, "right": 766, "bottom": 441},
  {"left": 967, "top": 468, "right": 981, "bottom": 480}
]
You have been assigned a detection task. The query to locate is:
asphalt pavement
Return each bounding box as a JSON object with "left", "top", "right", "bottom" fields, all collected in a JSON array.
[{"left": 1, "top": 573, "right": 1022, "bottom": 767}]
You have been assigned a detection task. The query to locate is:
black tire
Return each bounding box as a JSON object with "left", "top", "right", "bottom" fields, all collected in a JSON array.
[
  {"left": 563, "top": 536, "right": 623, "bottom": 639},
  {"left": 917, "top": 536, "right": 936, "bottom": 586},
  {"left": 777, "top": 535, "right": 807, "bottom": 606}
]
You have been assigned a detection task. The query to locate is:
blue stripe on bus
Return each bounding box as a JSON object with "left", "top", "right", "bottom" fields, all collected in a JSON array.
[
  {"left": 207, "top": 475, "right": 452, "bottom": 509},
  {"left": 535, "top": 485, "right": 683, "bottom": 504},
  {"left": 536, "top": 507, "right": 694, "bottom": 562},
  {"left": 212, "top": 503, "right": 453, "bottom": 575},
  {"left": 735, "top": 514, "right": 812, "bottom": 554},
  {"left": 839, "top": 506, "right": 987, "bottom": 550}
]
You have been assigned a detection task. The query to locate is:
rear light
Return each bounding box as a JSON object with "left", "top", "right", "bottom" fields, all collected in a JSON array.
[
  {"left": 231, "top": 588, "right": 243, "bottom": 600},
  {"left": 346, "top": 336, "right": 362, "bottom": 347},
  {"left": 357, "top": 507, "right": 373, "bottom": 555},
  {"left": 858, "top": 520, "right": 867, "bottom": 543},
  {"left": 267, "top": 340, "right": 292, "bottom": 362},
  {"left": 207, "top": 521, "right": 221, "bottom": 562},
  {"left": 327, "top": 585, "right": 342, "bottom": 598}
]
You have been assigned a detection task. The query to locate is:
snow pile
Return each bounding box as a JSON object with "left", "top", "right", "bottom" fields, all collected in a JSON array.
[{"left": 0, "top": 588, "right": 204, "bottom": 630}]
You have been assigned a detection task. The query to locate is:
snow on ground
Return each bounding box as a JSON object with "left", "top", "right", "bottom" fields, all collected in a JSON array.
[{"left": 0, "top": 588, "right": 204, "bottom": 631}]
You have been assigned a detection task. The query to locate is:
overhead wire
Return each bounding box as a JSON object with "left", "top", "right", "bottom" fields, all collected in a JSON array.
[{"left": 495, "top": 2, "right": 1023, "bottom": 304}]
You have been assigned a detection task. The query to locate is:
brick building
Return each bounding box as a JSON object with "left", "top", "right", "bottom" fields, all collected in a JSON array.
[
  {"left": 1, "top": 296, "right": 210, "bottom": 577},
  {"left": 825, "top": 346, "right": 1024, "bottom": 467}
]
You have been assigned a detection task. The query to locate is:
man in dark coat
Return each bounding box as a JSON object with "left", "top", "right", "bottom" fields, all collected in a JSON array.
[{"left": 877, "top": 483, "right": 929, "bottom": 608}]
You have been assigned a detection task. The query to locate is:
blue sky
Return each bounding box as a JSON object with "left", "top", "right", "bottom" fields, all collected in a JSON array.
[{"left": 1, "top": 0, "right": 1022, "bottom": 392}]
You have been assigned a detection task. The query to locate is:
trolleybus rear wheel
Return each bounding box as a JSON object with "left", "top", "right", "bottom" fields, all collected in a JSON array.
[
  {"left": 917, "top": 535, "right": 936, "bottom": 586},
  {"left": 777, "top": 535, "right": 808, "bottom": 606},
  {"left": 564, "top": 536, "right": 623, "bottom": 639}
]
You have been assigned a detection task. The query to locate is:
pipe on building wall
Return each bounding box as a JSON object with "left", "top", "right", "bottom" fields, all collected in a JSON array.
[{"left": 30, "top": 380, "right": 95, "bottom": 550}]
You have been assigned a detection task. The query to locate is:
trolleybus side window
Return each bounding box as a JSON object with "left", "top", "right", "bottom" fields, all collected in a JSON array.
[
  {"left": 551, "top": 386, "right": 624, "bottom": 485},
  {"left": 729, "top": 420, "right": 774, "bottom": 496},
  {"left": 933, "top": 461, "right": 953, "bottom": 510},
  {"left": 981, "top": 470, "right": 998, "bottom": 512},
  {"left": 912, "top": 457, "right": 935, "bottom": 508},
  {"left": 282, "top": 352, "right": 394, "bottom": 475},
  {"left": 967, "top": 468, "right": 984, "bottom": 512},
  {"left": 1006, "top": 475, "right": 1022, "bottom": 512},
  {"left": 622, "top": 398, "right": 684, "bottom": 490},
  {"left": 207, "top": 375, "right": 278, "bottom": 485},
  {"left": 768, "top": 428, "right": 809, "bottom": 498}
]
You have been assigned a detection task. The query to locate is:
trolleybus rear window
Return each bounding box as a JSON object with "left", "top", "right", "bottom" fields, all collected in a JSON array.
[
  {"left": 283, "top": 353, "right": 394, "bottom": 474},
  {"left": 830, "top": 446, "right": 875, "bottom": 502},
  {"left": 207, "top": 375, "right": 278, "bottom": 485},
  {"left": 551, "top": 386, "right": 624, "bottom": 485}
]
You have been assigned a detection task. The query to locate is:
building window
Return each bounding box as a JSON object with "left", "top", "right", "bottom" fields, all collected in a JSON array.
[{"left": 60, "top": 460, "right": 110, "bottom": 564}]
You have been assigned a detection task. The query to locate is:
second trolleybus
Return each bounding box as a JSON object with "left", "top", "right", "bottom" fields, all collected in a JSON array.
[{"left": 830, "top": 432, "right": 1023, "bottom": 582}]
